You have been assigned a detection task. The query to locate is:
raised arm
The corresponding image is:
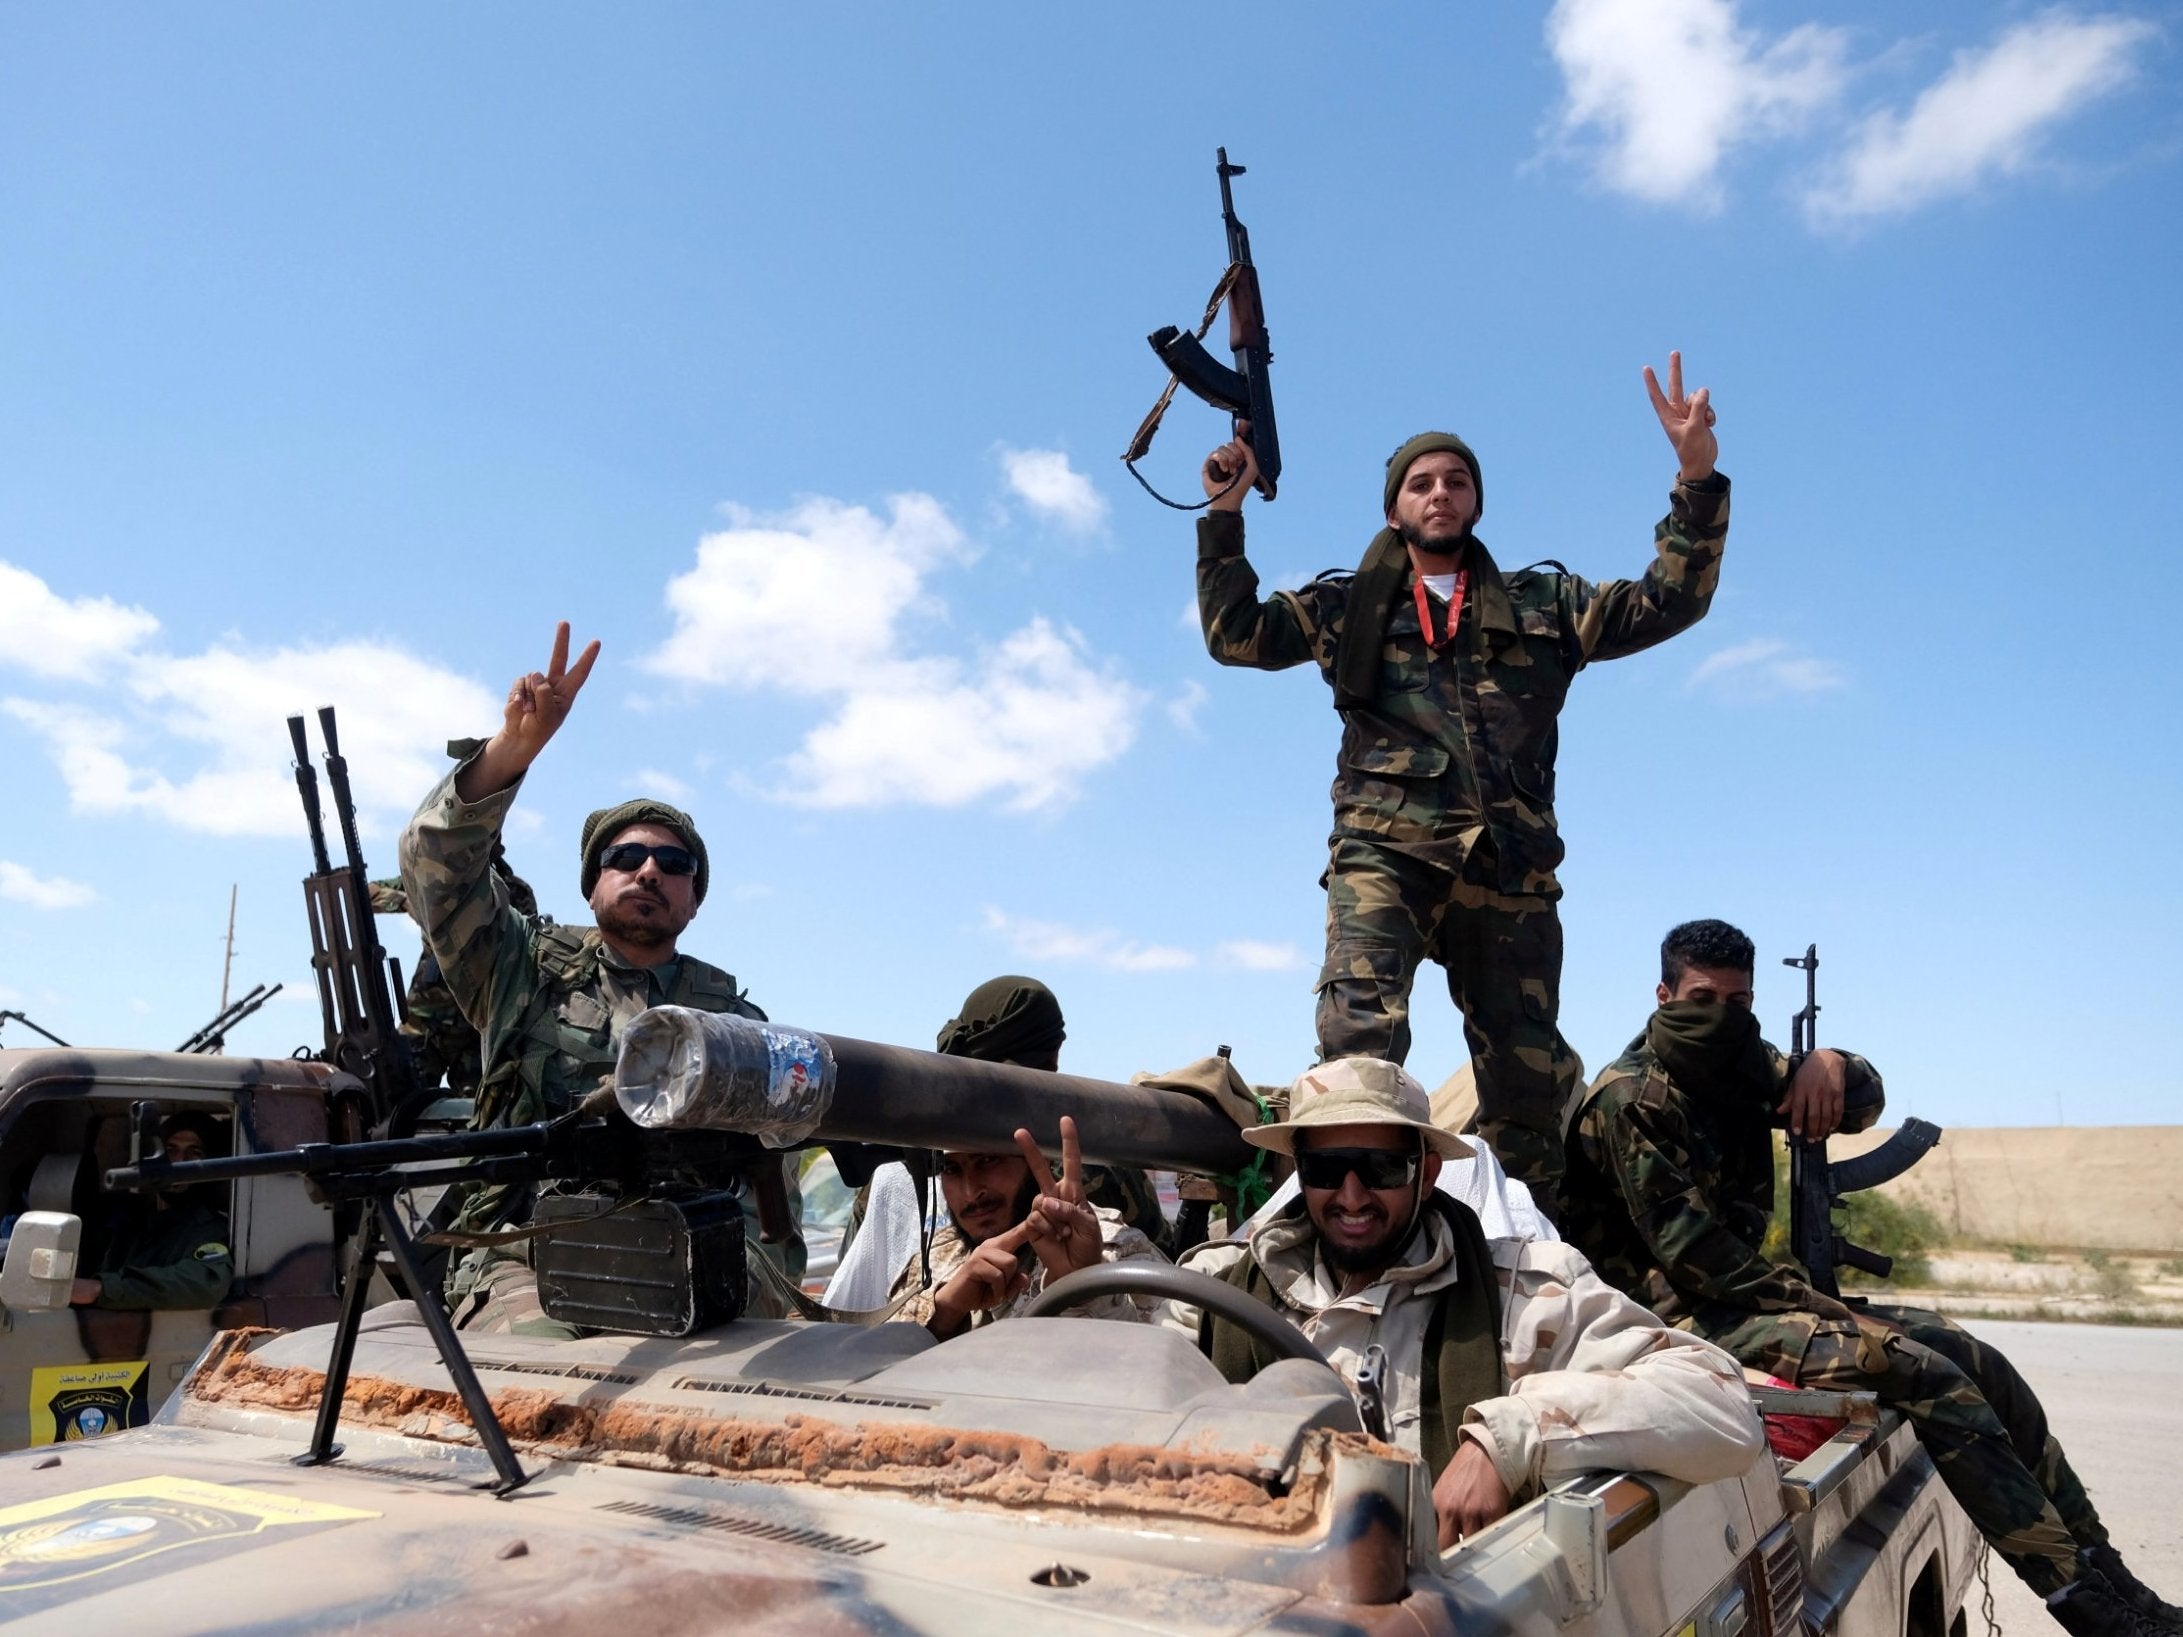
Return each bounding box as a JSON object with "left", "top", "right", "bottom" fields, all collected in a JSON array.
[
  {"left": 399, "top": 623, "right": 599, "bottom": 1084},
  {"left": 1565, "top": 352, "right": 1729, "bottom": 665},
  {"left": 1195, "top": 438, "right": 1337, "bottom": 672}
]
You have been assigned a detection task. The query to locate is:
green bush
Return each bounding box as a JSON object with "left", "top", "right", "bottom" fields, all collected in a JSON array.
[{"left": 1764, "top": 1139, "right": 1946, "bottom": 1289}]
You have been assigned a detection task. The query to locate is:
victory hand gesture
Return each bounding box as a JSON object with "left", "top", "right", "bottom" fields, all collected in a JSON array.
[
  {"left": 1014, "top": 1115, "right": 1104, "bottom": 1280},
  {"left": 1643, "top": 351, "right": 1717, "bottom": 483},
  {"left": 456, "top": 621, "right": 602, "bottom": 801}
]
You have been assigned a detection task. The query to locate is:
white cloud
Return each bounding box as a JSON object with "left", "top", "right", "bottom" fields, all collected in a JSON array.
[
  {"left": 999, "top": 447, "right": 1108, "bottom": 533},
  {"left": 632, "top": 766, "right": 697, "bottom": 803},
  {"left": 1218, "top": 939, "right": 1308, "bottom": 973},
  {"left": 646, "top": 494, "right": 1145, "bottom": 812},
  {"left": 981, "top": 908, "right": 1309, "bottom": 977},
  {"left": 1804, "top": 12, "right": 2157, "bottom": 225},
  {"left": 0, "top": 560, "right": 161, "bottom": 681},
  {"left": 1546, "top": 0, "right": 1848, "bottom": 208},
  {"left": 0, "top": 859, "right": 97, "bottom": 910},
  {"left": 1166, "top": 679, "right": 1209, "bottom": 733},
  {"left": 982, "top": 906, "right": 1196, "bottom": 974},
  {"left": 1, "top": 561, "right": 502, "bottom": 839},
  {"left": 1687, "top": 637, "right": 1846, "bottom": 695}
]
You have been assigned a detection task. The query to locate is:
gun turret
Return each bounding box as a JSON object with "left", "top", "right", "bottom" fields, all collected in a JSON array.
[
  {"left": 289, "top": 708, "right": 422, "bottom": 1135},
  {"left": 175, "top": 981, "right": 283, "bottom": 1054}
]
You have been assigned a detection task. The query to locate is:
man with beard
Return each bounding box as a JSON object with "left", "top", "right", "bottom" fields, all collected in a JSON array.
[
  {"left": 1561, "top": 919, "right": 2180, "bottom": 1637},
  {"left": 827, "top": 975, "right": 1170, "bottom": 1312},
  {"left": 1168, "top": 1057, "right": 1764, "bottom": 1548},
  {"left": 890, "top": 1115, "right": 1164, "bottom": 1337},
  {"left": 399, "top": 623, "right": 795, "bottom": 1337},
  {"left": 68, "top": 1113, "right": 233, "bottom": 1310},
  {"left": 1193, "top": 355, "right": 1727, "bottom": 1216}
]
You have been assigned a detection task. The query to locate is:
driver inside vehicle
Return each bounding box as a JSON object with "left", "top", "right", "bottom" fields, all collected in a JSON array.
[
  {"left": 890, "top": 1116, "right": 1166, "bottom": 1338},
  {"left": 1163, "top": 1057, "right": 1765, "bottom": 1548},
  {"left": 69, "top": 1112, "right": 234, "bottom": 1312}
]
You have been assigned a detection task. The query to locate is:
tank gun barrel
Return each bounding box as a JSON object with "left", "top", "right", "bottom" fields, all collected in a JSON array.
[{"left": 617, "top": 1009, "right": 1255, "bottom": 1175}]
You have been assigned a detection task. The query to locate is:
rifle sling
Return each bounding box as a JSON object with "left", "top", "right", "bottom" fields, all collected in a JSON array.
[{"left": 1123, "top": 262, "right": 1247, "bottom": 510}]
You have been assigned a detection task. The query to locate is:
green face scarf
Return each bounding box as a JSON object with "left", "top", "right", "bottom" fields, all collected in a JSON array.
[{"left": 1646, "top": 1000, "right": 1774, "bottom": 1107}]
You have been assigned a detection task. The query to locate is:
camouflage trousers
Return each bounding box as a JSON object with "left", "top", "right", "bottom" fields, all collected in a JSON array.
[
  {"left": 1314, "top": 839, "right": 1581, "bottom": 1209},
  {"left": 1699, "top": 1302, "right": 2105, "bottom": 1595}
]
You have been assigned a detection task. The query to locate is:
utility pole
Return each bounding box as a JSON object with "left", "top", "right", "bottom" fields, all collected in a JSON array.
[{"left": 217, "top": 884, "right": 238, "bottom": 1052}]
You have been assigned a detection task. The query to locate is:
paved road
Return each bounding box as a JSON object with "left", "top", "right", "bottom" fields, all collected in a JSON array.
[{"left": 1956, "top": 1320, "right": 2182, "bottom": 1635}]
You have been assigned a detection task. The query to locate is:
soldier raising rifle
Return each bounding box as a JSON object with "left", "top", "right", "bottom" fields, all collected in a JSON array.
[{"left": 1192, "top": 354, "right": 1726, "bottom": 1216}]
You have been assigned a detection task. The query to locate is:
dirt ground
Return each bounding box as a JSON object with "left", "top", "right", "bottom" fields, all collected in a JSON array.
[{"left": 1883, "top": 1249, "right": 2183, "bottom": 1326}]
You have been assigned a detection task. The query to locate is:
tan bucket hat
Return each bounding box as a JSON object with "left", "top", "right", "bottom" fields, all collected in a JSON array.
[{"left": 1244, "top": 1057, "right": 1474, "bottom": 1159}]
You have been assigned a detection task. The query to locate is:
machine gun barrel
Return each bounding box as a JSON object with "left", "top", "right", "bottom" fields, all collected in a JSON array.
[{"left": 618, "top": 1009, "right": 1257, "bottom": 1175}]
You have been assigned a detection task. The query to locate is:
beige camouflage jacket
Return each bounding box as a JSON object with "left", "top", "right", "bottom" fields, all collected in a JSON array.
[
  {"left": 1165, "top": 1210, "right": 1763, "bottom": 1497},
  {"left": 890, "top": 1206, "right": 1164, "bottom": 1330}
]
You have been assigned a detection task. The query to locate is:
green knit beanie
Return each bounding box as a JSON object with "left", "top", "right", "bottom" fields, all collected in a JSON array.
[
  {"left": 579, "top": 799, "right": 710, "bottom": 905},
  {"left": 1382, "top": 431, "right": 1484, "bottom": 522}
]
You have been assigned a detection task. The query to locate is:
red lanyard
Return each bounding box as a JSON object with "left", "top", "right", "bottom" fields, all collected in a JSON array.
[{"left": 1413, "top": 569, "right": 1469, "bottom": 650}]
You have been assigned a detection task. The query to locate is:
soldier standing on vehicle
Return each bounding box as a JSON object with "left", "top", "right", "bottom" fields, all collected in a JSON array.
[
  {"left": 1165, "top": 1057, "right": 1764, "bottom": 1549},
  {"left": 890, "top": 1115, "right": 1164, "bottom": 1337},
  {"left": 1194, "top": 355, "right": 1726, "bottom": 1217},
  {"left": 398, "top": 622, "right": 799, "bottom": 1337},
  {"left": 1560, "top": 919, "right": 2182, "bottom": 1637},
  {"left": 68, "top": 1113, "right": 233, "bottom": 1311}
]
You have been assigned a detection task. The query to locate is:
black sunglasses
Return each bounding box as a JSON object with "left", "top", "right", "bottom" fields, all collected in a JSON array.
[
  {"left": 598, "top": 842, "right": 697, "bottom": 877},
  {"left": 1295, "top": 1146, "right": 1421, "bottom": 1191}
]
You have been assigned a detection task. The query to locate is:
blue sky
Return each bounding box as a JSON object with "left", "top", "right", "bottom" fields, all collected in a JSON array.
[{"left": 2, "top": 2, "right": 2177, "bottom": 1130}]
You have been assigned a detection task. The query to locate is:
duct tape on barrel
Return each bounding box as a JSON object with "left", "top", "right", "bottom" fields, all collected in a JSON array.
[{"left": 614, "top": 1007, "right": 836, "bottom": 1148}]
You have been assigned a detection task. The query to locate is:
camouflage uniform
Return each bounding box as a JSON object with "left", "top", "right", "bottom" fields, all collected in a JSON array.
[
  {"left": 398, "top": 765, "right": 798, "bottom": 1337},
  {"left": 889, "top": 1206, "right": 1162, "bottom": 1330},
  {"left": 1197, "top": 478, "right": 1727, "bottom": 1202},
  {"left": 1564, "top": 1035, "right": 2112, "bottom": 1597},
  {"left": 370, "top": 814, "right": 540, "bottom": 1100}
]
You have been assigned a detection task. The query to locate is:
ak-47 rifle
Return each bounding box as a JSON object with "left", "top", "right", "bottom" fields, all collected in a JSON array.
[
  {"left": 289, "top": 708, "right": 425, "bottom": 1137},
  {"left": 1783, "top": 944, "right": 1943, "bottom": 1298},
  {"left": 1123, "top": 146, "right": 1282, "bottom": 508},
  {"left": 175, "top": 981, "right": 283, "bottom": 1055}
]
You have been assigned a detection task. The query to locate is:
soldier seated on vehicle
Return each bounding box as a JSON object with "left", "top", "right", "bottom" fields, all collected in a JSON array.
[
  {"left": 398, "top": 622, "right": 799, "bottom": 1338},
  {"left": 1166, "top": 1058, "right": 1765, "bottom": 1550},
  {"left": 1559, "top": 919, "right": 2181, "bottom": 1637},
  {"left": 828, "top": 975, "right": 1171, "bottom": 1311},
  {"left": 890, "top": 1116, "right": 1164, "bottom": 1339},
  {"left": 69, "top": 1113, "right": 233, "bottom": 1312}
]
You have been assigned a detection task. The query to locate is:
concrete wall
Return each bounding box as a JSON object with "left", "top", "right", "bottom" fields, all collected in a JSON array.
[{"left": 1833, "top": 1125, "right": 2183, "bottom": 1253}]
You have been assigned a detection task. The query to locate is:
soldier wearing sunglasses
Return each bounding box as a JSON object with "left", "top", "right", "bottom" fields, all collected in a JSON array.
[
  {"left": 1166, "top": 1057, "right": 1763, "bottom": 1549},
  {"left": 398, "top": 622, "right": 798, "bottom": 1337}
]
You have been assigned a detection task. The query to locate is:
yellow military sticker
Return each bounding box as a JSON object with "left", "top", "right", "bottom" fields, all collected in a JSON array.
[
  {"left": 0, "top": 1476, "right": 377, "bottom": 1612},
  {"left": 193, "top": 1241, "right": 229, "bottom": 1262},
  {"left": 28, "top": 1361, "right": 150, "bottom": 1444}
]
